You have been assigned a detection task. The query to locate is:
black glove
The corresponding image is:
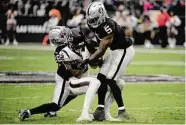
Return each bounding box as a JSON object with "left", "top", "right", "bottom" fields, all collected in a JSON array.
[
  {"left": 70, "top": 59, "right": 84, "bottom": 70},
  {"left": 126, "top": 37, "right": 134, "bottom": 45},
  {"left": 77, "top": 58, "right": 89, "bottom": 69},
  {"left": 84, "top": 39, "right": 98, "bottom": 54},
  {"left": 89, "top": 57, "right": 103, "bottom": 68},
  {"left": 54, "top": 54, "right": 64, "bottom": 63}
]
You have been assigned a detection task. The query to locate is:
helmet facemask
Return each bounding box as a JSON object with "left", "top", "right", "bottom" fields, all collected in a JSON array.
[
  {"left": 68, "top": 40, "right": 84, "bottom": 54},
  {"left": 86, "top": 2, "right": 107, "bottom": 28},
  {"left": 50, "top": 36, "right": 68, "bottom": 46},
  {"left": 49, "top": 26, "right": 72, "bottom": 46}
]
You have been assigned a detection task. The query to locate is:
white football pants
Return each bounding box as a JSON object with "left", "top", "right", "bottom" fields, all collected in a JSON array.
[
  {"left": 100, "top": 46, "right": 135, "bottom": 80},
  {"left": 51, "top": 73, "right": 125, "bottom": 117},
  {"left": 52, "top": 73, "right": 100, "bottom": 106}
]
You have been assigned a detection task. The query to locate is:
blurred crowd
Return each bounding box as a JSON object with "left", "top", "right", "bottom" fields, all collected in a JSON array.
[{"left": 0, "top": 0, "right": 185, "bottom": 48}]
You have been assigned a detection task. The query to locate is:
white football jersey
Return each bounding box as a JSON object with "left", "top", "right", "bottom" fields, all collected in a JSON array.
[
  {"left": 59, "top": 46, "right": 90, "bottom": 78},
  {"left": 60, "top": 46, "right": 83, "bottom": 61},
  {"left": 82, "top": 47, "right": 91, "bottom": 60},
  {"left": 60, "top": 46, "right": 90, "bottom": 61}
]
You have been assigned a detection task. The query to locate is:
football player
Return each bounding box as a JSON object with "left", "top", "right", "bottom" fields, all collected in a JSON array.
[
  {"left": 18, "top": 26, "right": 125, "bottom": 122},
  {"left": 82, "top": 2, "right": 135, "bottom": 121}
]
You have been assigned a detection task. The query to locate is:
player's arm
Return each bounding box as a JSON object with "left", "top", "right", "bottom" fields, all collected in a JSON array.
[
  {"left": 88, "top": 34, "right": 113, "bottom": 62},
  {"left": 64, "top": 59, "right": 88, "bottom": 78},
  {"left": 84, "top": 39, "right": 98, "bottom": 54}
]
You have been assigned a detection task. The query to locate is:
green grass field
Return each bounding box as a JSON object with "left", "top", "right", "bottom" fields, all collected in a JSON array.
[
  {"left": 0, "top": 45, "right": 185, "bottom": 124},
  {"left": 0, "top": 47, "right": 184, "bottom": 75},
  {"left": 0, "top": 83, "right": 185, "bottom": 124}
]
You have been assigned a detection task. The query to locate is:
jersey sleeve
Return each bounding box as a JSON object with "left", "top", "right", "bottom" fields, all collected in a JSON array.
[
  {"left": 82, "top": 47, "right": 91, "bottom": 60},
  {"left": 54, "top": 46, "right": 65, "bottom": 64},
  {"left": 96, "top": 21, "right": 115, "bottom": 39},
  {"left": 59, "top": 50, "right": 71, "bottom": 61}
]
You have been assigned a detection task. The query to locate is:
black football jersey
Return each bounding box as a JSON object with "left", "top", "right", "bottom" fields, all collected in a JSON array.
[{"left": 88, "top": 18, "right": 133, "bottom": 50}]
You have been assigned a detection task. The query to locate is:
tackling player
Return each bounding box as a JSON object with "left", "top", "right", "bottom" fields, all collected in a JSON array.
[
  {"left": 82, "top": 2, "right": 135, "bottom": 121},
  {"left": 18, "top": 26, "right": 125, "bottom": 122}
]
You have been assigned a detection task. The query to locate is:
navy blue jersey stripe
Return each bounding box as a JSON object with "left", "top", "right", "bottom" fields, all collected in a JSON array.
[{"left": 61, "top": 50, "right": 70, "bottom": 58}]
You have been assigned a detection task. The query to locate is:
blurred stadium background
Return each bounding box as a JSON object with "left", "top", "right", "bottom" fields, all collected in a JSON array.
[{"left": 0, "top": 0, "right": 185, "bottom": 124}]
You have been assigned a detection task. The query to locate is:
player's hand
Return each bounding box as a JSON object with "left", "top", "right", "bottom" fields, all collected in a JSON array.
[
  {"left": 77, "top": 58, "right": 89, "bottom": 69},
  {"left": 55, "top": 54, "right": 64, "bottom": 63},
  {"left": 126, "top": 37, "right": 134, "bottom": 44},
  {"left": 70, "top": 59, "right": 82, "bottom": 69},
  {"left": 89, "top": 57, "right": 103, "bottom": 68}
]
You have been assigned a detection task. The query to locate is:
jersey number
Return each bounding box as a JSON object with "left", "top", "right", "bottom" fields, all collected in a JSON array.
[{"left": 104, "top": 25, "right": 112, "bottom": 34}]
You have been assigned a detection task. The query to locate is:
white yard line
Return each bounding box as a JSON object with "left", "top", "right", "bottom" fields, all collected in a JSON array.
[
  {"left": 0, "top": 92, "right": 184, "bottom": 100},
  {"left": 0, "top": 56, "right": 16, "bottom": 60},
  {"left": 0, "top": 82, "right": 184, "bottom": 85},
  {"left": 131, "top": 61, "right": 185, "bottom": 66},
  {"left": 135, "top": 48, "right": 185, "bottom": 54},
  {"left": 128, "top": 107, "right": 185, "bottom": 110},
  {"left": 0, "top": 45, "right": 185, "bottom": 54},
  {"left": 128, "top": 92, "right": 185, "bottom": 96},
  {"left": 124, "top": 82, "right": 185, "bottom": 84},
  {"left": 0, "top": 96, "right": 42, "bottom": 100},
  {"left": 0, "top": 45, "right": 55, "bottom": 51},
  {"left": 0, "top": 56, "right": 39, "bottom": 60},
  {"left": 0, "top": 107, "right": 184, "bottom": 114},
  {"left": 68, "top": 106, "right": 185, "bottom": 112},
  {"left": 0, "top": 55, "right": 184, "bottom": 66},
  {"left": 0, "top": 86, "right": 53, "bottom": 89}
]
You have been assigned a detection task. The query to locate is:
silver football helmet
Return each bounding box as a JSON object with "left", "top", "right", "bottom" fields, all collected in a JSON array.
[
  {"left": 48, "top": 26, "right": 72, "bottom": 46},
  {"left": 86, "top": 2, "right": 107, "bottom": 28}
]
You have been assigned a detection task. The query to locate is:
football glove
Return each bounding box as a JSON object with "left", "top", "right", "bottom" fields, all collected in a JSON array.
[
  {"left": 77, "top": 58, "right": 89, "bottom": 69},
  {"left": 89, "top": 57, "right": 103, "bottom": 68},
  {"left": 54, "top": 53, "right": 64, "bottom": 63},
  {"left": 70, "top": 59, "right": 86, "bottom": 70}
]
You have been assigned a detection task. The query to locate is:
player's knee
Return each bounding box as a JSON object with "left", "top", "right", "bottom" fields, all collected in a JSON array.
[
  {"left": 55, "top": 73, "right": 63, "bottom": 84},
  {"left": 107, "top": 79, "right": 121, "bottom": 95},
  {"left": 90, "top": 78, "right": 101, "bottom": 88},
  {"left": 97, "top": 73, "right": 106, "bottom": 84},
  {"left": 96, "top": 80, "right": 101, "bottom": 87},
  {"left": 116, "top": 79, "right": 125, "bottom": 90},
  {"left": 55, "top": 73, "right": 61, "bottom": 80},
  {"left": 106, "top": 71, "right": 117, "bottom": 80}
]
